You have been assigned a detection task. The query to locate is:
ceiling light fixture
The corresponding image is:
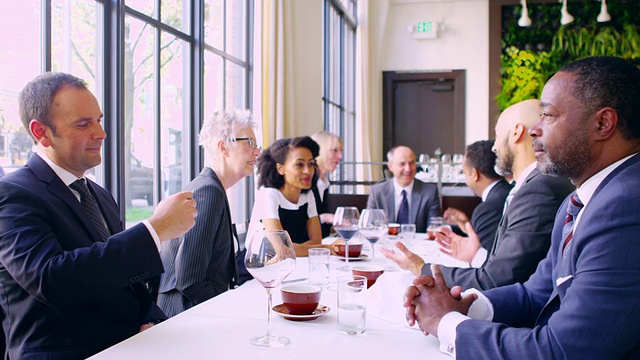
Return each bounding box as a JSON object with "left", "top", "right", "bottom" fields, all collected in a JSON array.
[
  {"left": 560, "top": 0, "right": 574, "bottom": 26},
  {"left": 597, "top": 0, "right": 611, "bottom": 22},
  {"left": 518, "top": 0, "right": 532, "bottom": 27}
]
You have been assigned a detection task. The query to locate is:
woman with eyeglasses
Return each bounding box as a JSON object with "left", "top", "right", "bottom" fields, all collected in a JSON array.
[
  {"left": 157, "top": 109, "right": 261, "bottom": 317},
  {"left": 247, "top": 136, "right": 331, "bottom": 257},
  {"left": 311, "top": 131, "right": 344, "bottom": 238}
]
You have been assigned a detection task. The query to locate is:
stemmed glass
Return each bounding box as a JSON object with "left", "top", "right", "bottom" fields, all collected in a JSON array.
[
  {"left": 244, "top": 229, "right": 297, "bottom": 347},
  {"left": 358, "top": 209, "right": 388, "bottom": 260},
  {"left": 333, "top": 206, "right": 360, "bottom": 271}
]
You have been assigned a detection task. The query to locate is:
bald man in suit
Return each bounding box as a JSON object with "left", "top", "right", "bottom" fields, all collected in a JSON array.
[{"left": 367, "top": 145, "right": 441, "bottom": 233}]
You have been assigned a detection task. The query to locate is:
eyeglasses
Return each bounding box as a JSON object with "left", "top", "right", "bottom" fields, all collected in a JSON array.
[{"left": 231, "top": 137, "right": 261, "bottom": 151}]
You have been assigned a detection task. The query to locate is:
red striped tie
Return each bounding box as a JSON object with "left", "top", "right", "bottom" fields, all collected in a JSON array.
[{"left": 561, "top": 194, "right": 584, "bottom": 254}]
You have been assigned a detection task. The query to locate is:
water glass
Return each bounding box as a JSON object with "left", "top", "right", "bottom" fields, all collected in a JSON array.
[
  {"left": 308, "top": 248, "right": 330, "bottom": 286},
  {"left": 399, "top": 224, "right": 416, "bottom": 244},
  {"left": 337, "top": 275, "right": 367, "bottom": 335},
  {"left": 427, "top": 216, "right": 444, "bottom": 240}
]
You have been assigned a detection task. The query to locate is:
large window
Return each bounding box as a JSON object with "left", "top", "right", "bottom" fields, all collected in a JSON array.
[
  {"left": 0, "top": 0, "right": 253, "bottom": 225},
  {"left": 323, "top": 0, "right": 356, "bottom": 183}
]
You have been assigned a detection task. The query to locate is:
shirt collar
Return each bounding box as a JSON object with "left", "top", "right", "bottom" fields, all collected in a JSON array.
[
  {"left": 576, "top": 153, "right": 637, "bottom": 208},
  {"left": 481, "top": 180, "right": 500, "bottom": 202},
  {"left": 36, "top": 152, "right": 83, "bottom": 186},
  {"left": 512, "top": 162, "right": 537, "bottom": 195},
  {"left": 393, "top": 178, "right": 414, "bottom": 198}
]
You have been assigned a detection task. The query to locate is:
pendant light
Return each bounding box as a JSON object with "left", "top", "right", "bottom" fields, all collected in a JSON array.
[
  {"left": 518, "top": 0, "right": 532, "bottom": 27},
  {"left": 560, "top": 0, "right": 574, "bottom": 26},
  {"left": 597, "top": 0, "right": 611, "bottom": 22}
]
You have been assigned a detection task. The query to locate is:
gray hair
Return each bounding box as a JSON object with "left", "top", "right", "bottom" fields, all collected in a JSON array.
[{"left": 199, "top": 109, "right": 256, "bottom": 155}]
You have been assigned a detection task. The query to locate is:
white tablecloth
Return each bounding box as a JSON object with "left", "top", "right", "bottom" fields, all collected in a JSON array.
[{"left": 90, "top": 235, "right": 458, "bottom": 360}]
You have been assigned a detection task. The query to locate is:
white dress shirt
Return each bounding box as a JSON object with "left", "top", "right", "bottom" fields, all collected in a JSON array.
[
  {"left": 436, "top": 153, "right": 636, "bottom": 358},
  {"left": 393, "top": 179, "right": 414, "bottom": 221}
]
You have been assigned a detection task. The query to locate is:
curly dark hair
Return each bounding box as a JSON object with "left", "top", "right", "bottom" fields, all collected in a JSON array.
[
  {"left": 560, "top": 56, "right": 640, "bottom": 141},
  {"left": 465, "top": 140, "right": 501, "bottom": 180},
  {"left": 257, "top": 136, "right": 320, "bottom": 192}
]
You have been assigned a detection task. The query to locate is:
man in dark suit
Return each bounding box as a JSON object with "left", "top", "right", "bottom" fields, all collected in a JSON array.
[
  {"left": 366, "top": 145, "right": 440, "bottom": 232},
  {"left": 443, "top": 140, "right": 512, "bottom": 251},
  {"left": 0, "top": 72, "right": 197, "bottom": 359},
  {"left": 405, "top": 56, "right": 640, "bottom": 359},
  {"left": 382, "top": 99, "right": 574, "bottom": 291}
]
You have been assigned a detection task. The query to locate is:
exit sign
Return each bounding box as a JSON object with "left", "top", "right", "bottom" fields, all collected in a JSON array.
[{"left": 413, "top": 20, "right": 438, "bottom": 39}]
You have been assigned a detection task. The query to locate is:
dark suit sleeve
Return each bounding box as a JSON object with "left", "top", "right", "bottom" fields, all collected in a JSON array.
[
  {"left": 470, "top": 202, "right": 502, "bottom": 251},
  {"left": 0, "top": 180, "right": 163, "bottom": 308},
  {"left": 454, "top": 182, "right": 640, "bottom": 359},
  {"left": 175, "top": 183, "right": 233, "bottom": 303},
  {"left": 422, "top": 175, "right": 568, "bottom": 290}
]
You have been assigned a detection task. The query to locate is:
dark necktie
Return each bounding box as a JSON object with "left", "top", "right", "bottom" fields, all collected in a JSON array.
[
  {"left": 397, "top": 190, "right": 409, "bottom": 224},
  {"left": 561, "top": 194, "right": 584, "bottom": 254},
  {"left": 70, "top": 178, "right": 110, "bottom": 242}
]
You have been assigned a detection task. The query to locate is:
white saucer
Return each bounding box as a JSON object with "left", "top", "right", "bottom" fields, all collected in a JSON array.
[{"left": 272, "top": 304, "right": 330, "bottom": 321}]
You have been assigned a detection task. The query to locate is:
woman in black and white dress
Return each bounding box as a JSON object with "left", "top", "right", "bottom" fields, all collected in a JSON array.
[{"left": 247, "top": 136, "right": 332, "bottom": 257}]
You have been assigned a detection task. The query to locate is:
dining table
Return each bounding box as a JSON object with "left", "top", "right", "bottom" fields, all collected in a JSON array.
[{"left": 90, "top": 233, "right": 467, "bottom": 360}]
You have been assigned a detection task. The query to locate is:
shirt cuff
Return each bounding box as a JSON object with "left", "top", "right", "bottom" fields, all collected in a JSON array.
[
  {"left": 438, "top": 311, "right": 469, "bottom": 358},
  {"left": 436, "top": 289, "right": 494, "bottom": 359},
  {"left": 470, "top": 247, "right": 488, "bottom": 268},
  {"left": 463, "top": 288, "right": 494, "bottom": 321},
  {"left": 142, "top": 220, "right": 162, "bottom": 252}
]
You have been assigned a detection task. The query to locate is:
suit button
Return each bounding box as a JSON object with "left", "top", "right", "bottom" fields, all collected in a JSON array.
[
  {"left": 128, "top": 276, "right": 135, "bottom": 283},
  {"left": 143, "top": 271, "right": 150, "bottom": 277}
]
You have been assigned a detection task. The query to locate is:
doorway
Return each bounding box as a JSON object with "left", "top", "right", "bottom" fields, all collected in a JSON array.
[{"left": 382, "top": 70, "right": 466, "bottom": 159}]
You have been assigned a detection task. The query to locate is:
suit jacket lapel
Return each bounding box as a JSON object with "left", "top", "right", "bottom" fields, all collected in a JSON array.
[
  {"left": 383, "top": 181, "right": 396, "bottom": 221},
  {"left": 28, "top": 155, "right": 111, "bottom": 243},
  {"left": 410, "top": 181, "right": 423, "bottom": 224}
]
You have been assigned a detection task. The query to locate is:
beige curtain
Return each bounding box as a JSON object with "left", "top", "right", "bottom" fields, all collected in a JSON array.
[
  {"left": 356, "top": 0, "right": 374, "bottom": 189},
  {"left": 261, "top": 0, "right": 296, "bottom": 147}
]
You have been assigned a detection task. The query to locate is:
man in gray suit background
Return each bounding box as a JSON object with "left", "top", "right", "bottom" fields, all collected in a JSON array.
[
  {"left": 366, "top": 145, "right": 440, "bottom": 233},
  {"left": 383, "top": 99, "right": 574, "bottom": 290}
]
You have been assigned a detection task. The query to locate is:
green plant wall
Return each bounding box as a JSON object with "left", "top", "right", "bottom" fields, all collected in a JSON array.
[{"left": 497, "top": 0, "right": 640, "bottom": 111}]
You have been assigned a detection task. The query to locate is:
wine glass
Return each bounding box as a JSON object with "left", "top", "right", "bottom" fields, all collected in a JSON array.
[
  {"left": 244, "top": 229, "right": 297, "bottom": 347},
  {"left": 333, "top": 206, "right": 360, "bottom": 271},
  {"left": 358, "top": 209, "right": 388, "bottom": 260}
]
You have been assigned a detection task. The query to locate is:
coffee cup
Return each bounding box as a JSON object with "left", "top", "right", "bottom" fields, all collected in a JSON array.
[
  {"left": 280, "top": 284, "right": 322, "bottom": 315},
  {"left": 388, "top": 223, "right": 400, "bottom": 236},
  {"left": 351, "top": 265, "right": 385, "bottom": 288},
  {"left": 332, "top": 241, "right": 363, "bottom": 257}
]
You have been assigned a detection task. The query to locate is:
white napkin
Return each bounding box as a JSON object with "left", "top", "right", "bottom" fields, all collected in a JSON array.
[{"left": 367, "top": 270, "right": 420, "bottom": 329}]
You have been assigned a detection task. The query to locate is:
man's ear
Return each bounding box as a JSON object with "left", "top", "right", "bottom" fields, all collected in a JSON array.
[
  {"left": 29, "top": 119, "right": 50, "bottom": 147},
  {"left": 512, "top": 123, "right": 526, "bottom": 143},
  {"left": 471, "top": 167, "right": 480, "bottom": 182},
  {"left": 593, "top": 107, "right": 618, "bottom": 141}
]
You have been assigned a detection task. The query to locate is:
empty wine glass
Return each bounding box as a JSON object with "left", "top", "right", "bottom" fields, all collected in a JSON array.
[
  {"left": 333, "top": 206, "right": 360, "bottom": 271},
  {"left": 244, "top": 229, "right": 297, "bottom": 347},
  {"left": 358, "top": 209, "right": 388, "bottom": 260}
]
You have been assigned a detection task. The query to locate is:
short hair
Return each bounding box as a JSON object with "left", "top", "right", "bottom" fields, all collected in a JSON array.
[
  {"left": 386, "top": 145, "right": 409, "bottom": 162},
  {"left": 257, "top": 136, "right": 320, "bottom": 191},
  {"left": 199, "top": 109, "right": 255, "bottom": 156},
  {"left": 465, "top": 140, "right": 501, "bottom": 180},
  {"left": 311, "top": 131, "right": 343, "bottom": 151},
  {"left": 18, "top": 72, "right": 88, "bottom": 141},
  {"left": 560, "top": 56, "right": 640, "bottom": 141}
]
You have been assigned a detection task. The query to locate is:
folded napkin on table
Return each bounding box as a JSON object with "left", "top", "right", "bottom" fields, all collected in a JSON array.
[{"left": 367, "top": 270, "right": 420, "bottom": 329}]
